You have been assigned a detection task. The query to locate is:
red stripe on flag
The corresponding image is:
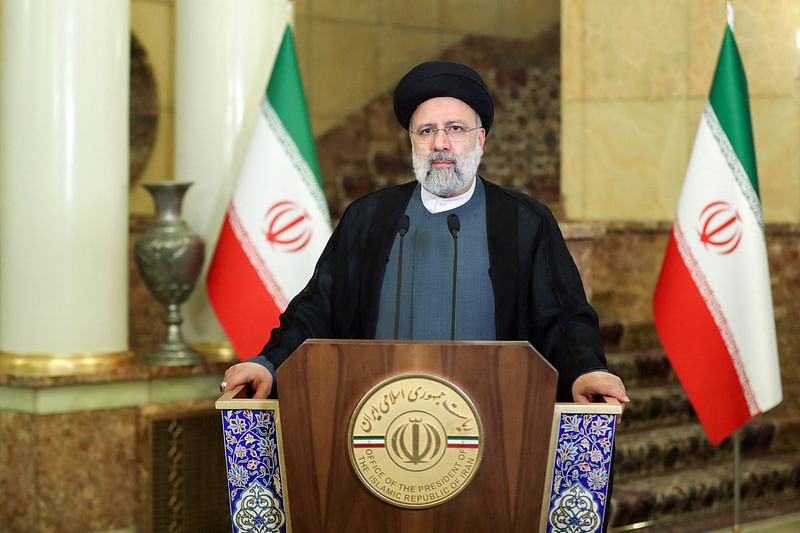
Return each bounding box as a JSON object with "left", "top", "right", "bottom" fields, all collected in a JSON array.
[
  {"left": 207, "top": 215, "right": 282, "bottom": 360},
  {"left": 654, "top": 233, "right": 755, "bottom": 445}
]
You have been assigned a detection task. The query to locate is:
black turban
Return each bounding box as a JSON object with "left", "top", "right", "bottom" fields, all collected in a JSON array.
[{"left": 393, "top": 61, "right": 494, "bottom": 135}]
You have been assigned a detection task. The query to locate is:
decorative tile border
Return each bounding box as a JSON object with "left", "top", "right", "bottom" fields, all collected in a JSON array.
[
  {"left": 217, "top": 393, "right": 291, "bottom": 533},
  {"left": 540, "top": 401, "right": 621, "bottom": 533}
]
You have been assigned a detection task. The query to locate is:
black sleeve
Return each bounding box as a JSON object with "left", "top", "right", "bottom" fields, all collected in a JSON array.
[{"left": 530, "top": 209, "right": 607, "bottom": 401}]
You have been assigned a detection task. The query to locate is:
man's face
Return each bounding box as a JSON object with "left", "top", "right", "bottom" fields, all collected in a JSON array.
[{"left": 409, "top": 97, "right": 486, "bottom": 198}]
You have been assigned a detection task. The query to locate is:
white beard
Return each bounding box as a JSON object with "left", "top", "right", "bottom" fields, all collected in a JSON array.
[{"left": 412, "top": 138, "right": 482, "bottom": 197}]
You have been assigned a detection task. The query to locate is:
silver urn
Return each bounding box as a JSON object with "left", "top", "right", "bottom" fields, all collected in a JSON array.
[{"left": 134, "top": 181, "right": 205, "bottom": 365}]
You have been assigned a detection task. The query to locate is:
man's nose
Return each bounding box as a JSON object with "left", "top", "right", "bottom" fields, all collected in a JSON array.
[{"left": 431, "top": 128, "right": 451, "bottom": 150}]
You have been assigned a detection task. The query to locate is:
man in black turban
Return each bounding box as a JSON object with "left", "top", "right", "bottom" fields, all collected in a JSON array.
[{"left": 223, "top": 61, "right": 629, "bottom": 412}]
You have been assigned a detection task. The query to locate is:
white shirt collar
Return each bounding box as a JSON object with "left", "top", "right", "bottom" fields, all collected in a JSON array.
[{"left": 420, "top": 178, "right": 477, "bottom": 214}]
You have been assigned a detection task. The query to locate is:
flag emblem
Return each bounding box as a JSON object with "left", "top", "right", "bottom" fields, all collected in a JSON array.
[
  {"left": 697, "top": 200, "right": 742, "bottom": 255},
  {"left": 263, "top": 200, "right": 314, "bottom": 253}
]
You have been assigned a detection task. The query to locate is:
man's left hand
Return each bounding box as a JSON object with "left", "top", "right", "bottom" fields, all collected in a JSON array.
[{"left": 571, "top": 371, "right": 630, "bottom": 421}]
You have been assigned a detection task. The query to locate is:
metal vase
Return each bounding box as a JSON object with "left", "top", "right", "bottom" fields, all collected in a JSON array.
[{"left": 134, "top": 181, "right": 205, "bottom": 365}]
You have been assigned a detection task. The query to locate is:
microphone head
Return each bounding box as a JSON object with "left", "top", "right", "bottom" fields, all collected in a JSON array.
[
  {"left": 447, "top": 213, "right": 460, "bottom": 236},
  {"left": 398, "top": 214, "right": 410, "bottom": 235}
]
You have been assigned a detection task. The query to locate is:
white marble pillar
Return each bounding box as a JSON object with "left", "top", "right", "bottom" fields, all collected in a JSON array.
[
  {"left": 175, "top": 0, "right": 288, "bottom": 356},
  {"left": 0, "top": 0, "right": 130, "bottom": 374}
]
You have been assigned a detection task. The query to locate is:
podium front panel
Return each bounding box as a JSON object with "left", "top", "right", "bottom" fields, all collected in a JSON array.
[{"left": 276, "top": 340, "right": 557, "bottom": 532}]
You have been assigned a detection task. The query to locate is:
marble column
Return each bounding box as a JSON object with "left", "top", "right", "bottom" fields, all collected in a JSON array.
[
  {"left": 175, "top": 0, "right": 288, "bottom": 358},
  {"left": 0, "top": 0, "right": 131, "bottom": 374}
]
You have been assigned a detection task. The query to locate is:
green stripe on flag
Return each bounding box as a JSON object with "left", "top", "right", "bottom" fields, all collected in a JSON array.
[
  {"left": 266, "top": 26, "right": 323, "bottom": 189},
  {"left": 709, "top": 26, "right": 759, "bottom": 200}
]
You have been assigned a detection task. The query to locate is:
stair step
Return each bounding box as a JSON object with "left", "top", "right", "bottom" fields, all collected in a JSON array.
[
  {"left": 618, "top": 384, "right": 695, "bottom": 429},
  {"left": 615, "top": 423, "right": 719, "bottom": 476},
  {"left": 600, "top": 321, "right": 662, "bottom": 352},
  {"left": 606, "top": 349, "right": 676, "bottom": 385},
  {"left": 614, "top": 416, "right": 794, "bottom": 476},
  {"left": 609, "top": 453, "right": 800, "bottom": 527}
]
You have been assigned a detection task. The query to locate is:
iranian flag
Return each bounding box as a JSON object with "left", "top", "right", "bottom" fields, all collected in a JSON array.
[
  {"left": 653, "top": 23, "right": 782, "bottom": 445},
  {"left": 207, "top": 25, "right": 331, "bottom": 360}
]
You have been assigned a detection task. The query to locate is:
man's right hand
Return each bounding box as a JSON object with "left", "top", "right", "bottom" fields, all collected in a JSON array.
[{"left": 221, "top": 362, "right": 274, "bottom": 399}]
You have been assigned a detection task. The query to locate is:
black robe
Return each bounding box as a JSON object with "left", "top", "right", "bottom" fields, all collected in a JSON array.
[{"left": 252, "top": 177, "right": 607, "bottom": 401}]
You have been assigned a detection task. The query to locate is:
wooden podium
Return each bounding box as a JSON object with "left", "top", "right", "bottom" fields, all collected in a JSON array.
[{"left": 217, "top": 340, "right": 620, "bottom": 532}]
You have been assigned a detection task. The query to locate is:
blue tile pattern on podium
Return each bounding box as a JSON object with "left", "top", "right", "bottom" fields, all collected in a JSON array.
[
  {"left": 221, "top": 408, "right": 288, "bottom": 533},
  {"left": 545, "top": 413, "right": 616, "bottom": 532}
]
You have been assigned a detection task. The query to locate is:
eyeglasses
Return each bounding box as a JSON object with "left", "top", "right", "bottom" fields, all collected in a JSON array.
[{"left": 410, "top": 124, "right": 482, "bottom": 143}]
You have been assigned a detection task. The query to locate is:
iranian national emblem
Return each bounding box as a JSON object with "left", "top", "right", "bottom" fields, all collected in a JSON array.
[
  {"left": 386, "top": 412, "right": 446, "bottom": 471},
  {"left": 263, "top": 200, "right": 313, "bottom": 253},
  {"left": 697, "top": 200, "right": 743, "bottom": 255},
  {"left": 348, "top": 374, "right": 483, "bottom": 509}
]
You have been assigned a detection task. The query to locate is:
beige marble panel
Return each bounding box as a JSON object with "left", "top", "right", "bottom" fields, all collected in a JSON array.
[
  {"left": 561, "top": 0, "right": 585, "bottom": 102},
  {"left": 311, "top": 0, "right": 379, "bottom": 23},
  {"left": 730, "top": 0, "right": 800, "bottom": 97},
  {"left": 293, "top": 0, "right": 310, "bottom": 16},
  {"left": 751, "top": 97, "right": 800, "bottom": 223},
  {"left": 130, "top": 109, "right": 174, "bottom": 213},
  {"left": 499, "top": 0, "right": 560, "bottom": 39},
  {"left": 561, "top": 101, "right": 585, "bottom": 219},
  {"left": 379, "top": 0, "right": 440, "bottom": 29},
  {"left": 293, "top": 14, "right": 312, "bottom": 95},
  {"left": 307, "top": 20, "right": 379, "bottom": 121},
  {"left": 685, "top": 96, "right": 706, "bottom": 152},
  {"left": 376, "top": 26, "right": 443, "bottom": 97},
  {"left": 131, "top": 0, "right": 175, "bottom": 108},
  {"left": 583, "top": 0, "right": 688, "bottom": 100},
  {"left": 440, "top": 0, "right": 499, "bottom": 35},
  {"left": 438, "top": 31, "right": 464, "bottom": 51},
  {"left": 582, "top": 100, "right": 689, "bottom": 221},
  {"left": 688, "top": 0, "right": 726, "bottom": 97}
]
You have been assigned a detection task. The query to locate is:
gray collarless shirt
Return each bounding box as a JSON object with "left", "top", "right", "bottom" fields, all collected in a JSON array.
[{"left": 375, "top": 180, "right": 496, "bottom": 340}]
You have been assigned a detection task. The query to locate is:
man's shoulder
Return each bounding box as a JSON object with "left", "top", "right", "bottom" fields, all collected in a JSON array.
[
  {"left": 481, "top": 177, "right": 556, "bottom": 221},
  {"left": 341, "top": 181, "right": 417, "bottom": 218}
]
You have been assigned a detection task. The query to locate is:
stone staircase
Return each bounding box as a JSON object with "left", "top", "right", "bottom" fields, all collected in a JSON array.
[{"left": 603, "top": 327, "right": 800, "bottom": 530}]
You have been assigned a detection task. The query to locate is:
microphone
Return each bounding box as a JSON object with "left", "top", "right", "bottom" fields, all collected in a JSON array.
[
  {"left": 447, "top": 214, "right": 460, "bottom": 341},
  {"left": 394, "top": 214, "right": 410, "bottom": 339}
]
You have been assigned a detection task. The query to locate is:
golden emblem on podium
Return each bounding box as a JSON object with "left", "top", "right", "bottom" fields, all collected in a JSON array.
[{"left": 348, "top": 373, "right": 484, "bottom": 509}]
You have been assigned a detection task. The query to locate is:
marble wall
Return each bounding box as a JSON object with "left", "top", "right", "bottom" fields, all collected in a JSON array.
[{"left": 562, "top": 0, "right": 800, "bottom": 223}]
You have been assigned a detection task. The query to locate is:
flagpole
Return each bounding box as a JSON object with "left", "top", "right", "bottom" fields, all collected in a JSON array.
[
  {"left": 728, "top": 4, "right": 741, "bottom": 531},
  {"left": 733, "top": 428, "right": 741, "bottom": 532}
]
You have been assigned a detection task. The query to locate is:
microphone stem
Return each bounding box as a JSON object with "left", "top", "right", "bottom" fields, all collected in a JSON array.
[
  {"left": 394, "top": 231, "right": 406, "bottom": 340},
  {"left": 451, "top": 235, "right": 457, "bottom": 341}
]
